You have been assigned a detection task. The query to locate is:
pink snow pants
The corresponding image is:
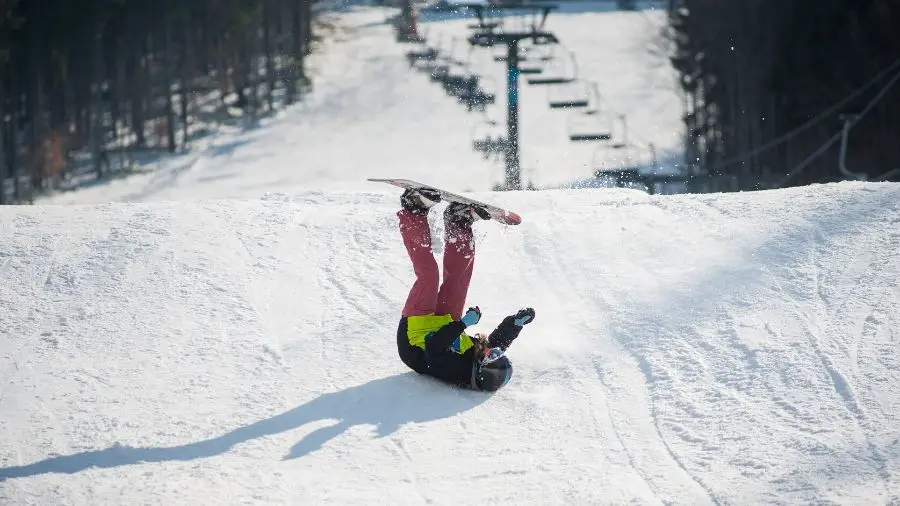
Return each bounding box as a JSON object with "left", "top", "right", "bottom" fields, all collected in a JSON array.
[{"left": 398, "top": 209, "right": 474, "bottom": 320}]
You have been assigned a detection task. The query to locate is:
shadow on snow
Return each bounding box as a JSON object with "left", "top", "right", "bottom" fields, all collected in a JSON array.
[{"left": 0, "top": 372, "right": 488, "bottom": 480}]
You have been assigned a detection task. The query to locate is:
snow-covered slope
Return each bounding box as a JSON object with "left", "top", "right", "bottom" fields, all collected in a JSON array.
[
  {"left": 2, "top": 182, "right": 899, "bottom": 505},
  {"left": 5, "top": 2, "right": 899, "bottom": 504}
]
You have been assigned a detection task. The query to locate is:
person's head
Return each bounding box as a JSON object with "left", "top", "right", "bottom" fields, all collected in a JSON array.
[{"left": 471, "top": 347, "right": 512, "bottom": 392}]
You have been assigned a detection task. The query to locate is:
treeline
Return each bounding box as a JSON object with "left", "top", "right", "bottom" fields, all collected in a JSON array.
[
  {"left": 0, "top": 0, "right": 316, "bottom": 204},
  {"left": 668, "top": 0, "right": 900, "bottom": 191}
]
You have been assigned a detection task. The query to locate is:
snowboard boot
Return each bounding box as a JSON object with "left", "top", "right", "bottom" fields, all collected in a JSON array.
[
  {"left": 401, "top": 188, "right": 441, "bottom": 215},
  {"left": 444, "top": 201, "right": 490, "bottom": 229}
]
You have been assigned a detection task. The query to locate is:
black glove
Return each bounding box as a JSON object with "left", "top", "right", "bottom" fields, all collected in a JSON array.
[
  {"left": 512, "top": 307, "right": 535, "bottom": 327},
  {"left": 488, "top": 308, "right": 535, "bottom": 351}
]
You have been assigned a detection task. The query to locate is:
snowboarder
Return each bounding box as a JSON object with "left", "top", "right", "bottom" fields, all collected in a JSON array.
[{"left": 395, "top": 188, "right": 535, "bottom": 392}]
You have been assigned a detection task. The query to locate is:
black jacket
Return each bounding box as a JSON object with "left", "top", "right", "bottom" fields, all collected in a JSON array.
[
  {"left": 397, "top": 317, "right": 476, "bottom": 388},
  {"left": 397, "top": 315, "right": 522, "bottom": 390}
]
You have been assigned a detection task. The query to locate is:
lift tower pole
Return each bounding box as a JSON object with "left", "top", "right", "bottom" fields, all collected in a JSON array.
[
  {"left": 504, "top": 40, "right": 522, "bottom": 190},
  {"left": 468, "top": 5, "right": 558, "bottom": 190}
]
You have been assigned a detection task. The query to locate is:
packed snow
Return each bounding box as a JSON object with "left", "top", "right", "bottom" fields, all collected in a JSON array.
[{"left": 2, "top": 2, "right": 900, "bottom": 505}]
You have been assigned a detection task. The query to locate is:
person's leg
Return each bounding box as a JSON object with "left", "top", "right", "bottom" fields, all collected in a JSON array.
[
  {"left": 435, "top": 208, "right": 476, "bottom": 320},
  {"left": 398, "top": 209, "right": 439, "bottom": 317}
]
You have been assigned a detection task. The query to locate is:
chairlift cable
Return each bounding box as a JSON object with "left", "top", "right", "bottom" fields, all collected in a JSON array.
[
  {"left": 778, "top": 63, "right": 900, "bottom": 187},
  {"left": 711, "top": 56, "right": 900, "bottom": 173}
]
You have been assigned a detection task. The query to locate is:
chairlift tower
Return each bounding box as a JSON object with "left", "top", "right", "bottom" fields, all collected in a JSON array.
[{"left": 468, "top": 4, "right": 559, "bottom": 190}]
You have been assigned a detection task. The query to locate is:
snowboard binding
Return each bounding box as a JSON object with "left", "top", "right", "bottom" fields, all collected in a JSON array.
[
  {"left": 400, "top": 188, "right": 441, "bottom": 215},
  {"left": 444, "top": 202, "right": 491, "bottom": 229}
]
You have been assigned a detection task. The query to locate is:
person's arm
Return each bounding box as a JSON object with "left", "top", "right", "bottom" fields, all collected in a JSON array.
[
  {"left": 424, "top": 320, "right": 467, "bottom": 357},
  {"left": 424, "top": 307, "right": 482, "bottom": 357},
  {"left": 488, "top": 308, "right": 535, "bottom": 350},
  {"left": 487, "top": 316, "right": 518, "bottom": 349}
]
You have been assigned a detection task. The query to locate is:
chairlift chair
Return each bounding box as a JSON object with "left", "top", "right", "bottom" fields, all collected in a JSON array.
[
  {"left": 495, "top": 54, "right": 534, "bottom": 62},
  {"left": 590, "top": 139, "right": 631, "bottom": 173},
  {"left": 461, "top": 89, "right": 496, "bottom": 111},
  {"left": 406, "top": 46, "right": 439, "bottom": 66},
  {"left": 396, "top": 28, "right": 426, "bottom": 43},
  {"left": 528, "top": 49, "right": 578, "bottom": 85},
  {"left": 444, "top": 73, "right": 478, "bottom": 96},
  {"left": 547, "top": 79, "right": 592, "bottom": 109},
  {"left": 518, "top": 50, "right": 545, "bottom": 74},
  {"left": 469, "top": 20, "right": 502, "bottom": 33},
  {"left": 459, "top": 76, "right": 497, "bottom": 111},
  {"left": 444, "top": 36, "right": 468, "bottom": 67},
  {"left": 519, "top": 40, "right": 557, "bottom": 64},
  {"left": 471, "top": 118, "right": 508, "bottom": 160},
  {"left": 487, "top": 40, "right": 542, "bottom": 67},
  {"left": 427, "top": 36, "right": 465, "bottom": 81},
  {"left": 429, "top": 63, "right": 450, "bottom": 81},
  {"left": 443, "top": 47, "right": 480, "bottom": 96},
  {"left": 566, "top": 82, "right": 613, "bottom": 141},
  {"left": 609, "top": 113, "right": 629, "bottom": 149},
  {"left": 567, "top": 111, "right": 612, "bottom": 142}
]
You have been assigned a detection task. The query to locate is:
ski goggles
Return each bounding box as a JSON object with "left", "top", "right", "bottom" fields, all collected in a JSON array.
[{"left": 480, "top": 347, "right": 506, "bottom": 367}]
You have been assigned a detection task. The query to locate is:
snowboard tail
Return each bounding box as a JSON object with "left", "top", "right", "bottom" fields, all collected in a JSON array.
[{"left": 368, "top": 178, "right": 522, "bottom": 226}]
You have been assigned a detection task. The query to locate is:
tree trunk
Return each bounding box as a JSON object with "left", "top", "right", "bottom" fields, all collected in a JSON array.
[
  {"left": 90, "top": 3, "right": 105, "bottom": 177},
  {"left": 163, "top": 6, "right": 176, "bottom": 152},
  {"left": 180, "top": 21, "right": 190, "bottom": 146},
  {"left": 263, "top": 0, "right": 275, "bottom": 112},
  {"left": 28, "top": 0, "right": 46, "bottom": 192},
  {"left": 0, "top": 79, "right": 5, "bottom": 205}
]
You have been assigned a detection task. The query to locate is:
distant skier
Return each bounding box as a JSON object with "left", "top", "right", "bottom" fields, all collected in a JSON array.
[{"left": 395, "top": 188, "right": 535, "bottom": 392}]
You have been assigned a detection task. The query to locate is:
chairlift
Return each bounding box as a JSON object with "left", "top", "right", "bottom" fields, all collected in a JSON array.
[
  {"left": 487, "top": 41, "right": 543, "bottom": 69},
  {"left": 429, "top": 63, "right": 450, "bottom": 81},
  {"left": 528, "top": 49, "right": 578, "bottom": 85},
  {"left": 471, "top": 118, "right": 508, "bottom": 161},
  {"left": 451, "top": 74, "right": 481, "bottom": 99},
  {"left": 469, "top": 20, "right": 503, "bottom": 33},
  {"left": 406, "top": 46, "right": 439, "bottom": 67},
  {"left": 494, "top": 54, "right": 534, "bottom": 63},
  {"left": 443, "top": 45, "right": 481, "bottom": 92},
  {"left": 528, "top": 32, "right": 559, "bottom": 47},
  {"left": 566, "top": 82, "right": 613, "bottom": 141},
  {"left": 607, "top": 113, "right": 629, "bottom": 148},
  {"left": 547, "top": 79, "right": 592, "bottom": 109},
  {"left": 427, "top": 36, "right": 465, "bottom": 81},
  {"left": 590, "top": 139, "right": 631, "bottom": 172},
  {"left": 459, "top": 76, "right": 497, "bottom": 111},
  {"left": 445, "top": 36, "right": 468, "bottom": 67},
  {"left": 443, "top": 72, "right": 478, "bottom": 97},
  {"left": 411, "top": 35, "right": 450, "bottom": 72},
  {"left": 518, "top": 48, "right": 546, "bottom": 74},
  {"left": 567, "top": 110, "right": 612, "bottom": 142},
  {"left": 521, "top": 40, "right": 557, "bottom": 63},
  {"left": 462, "top": 88, "right": 496, "bottom": 111}
]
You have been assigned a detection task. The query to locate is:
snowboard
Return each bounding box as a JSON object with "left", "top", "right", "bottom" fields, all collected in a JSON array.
[{"left": 368, "top": 178, "right": 522, "bottom": 226}]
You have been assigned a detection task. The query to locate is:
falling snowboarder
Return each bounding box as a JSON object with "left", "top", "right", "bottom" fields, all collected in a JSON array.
[{"left": 394, "top": 187, "right": 535, "bottom": 392}]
